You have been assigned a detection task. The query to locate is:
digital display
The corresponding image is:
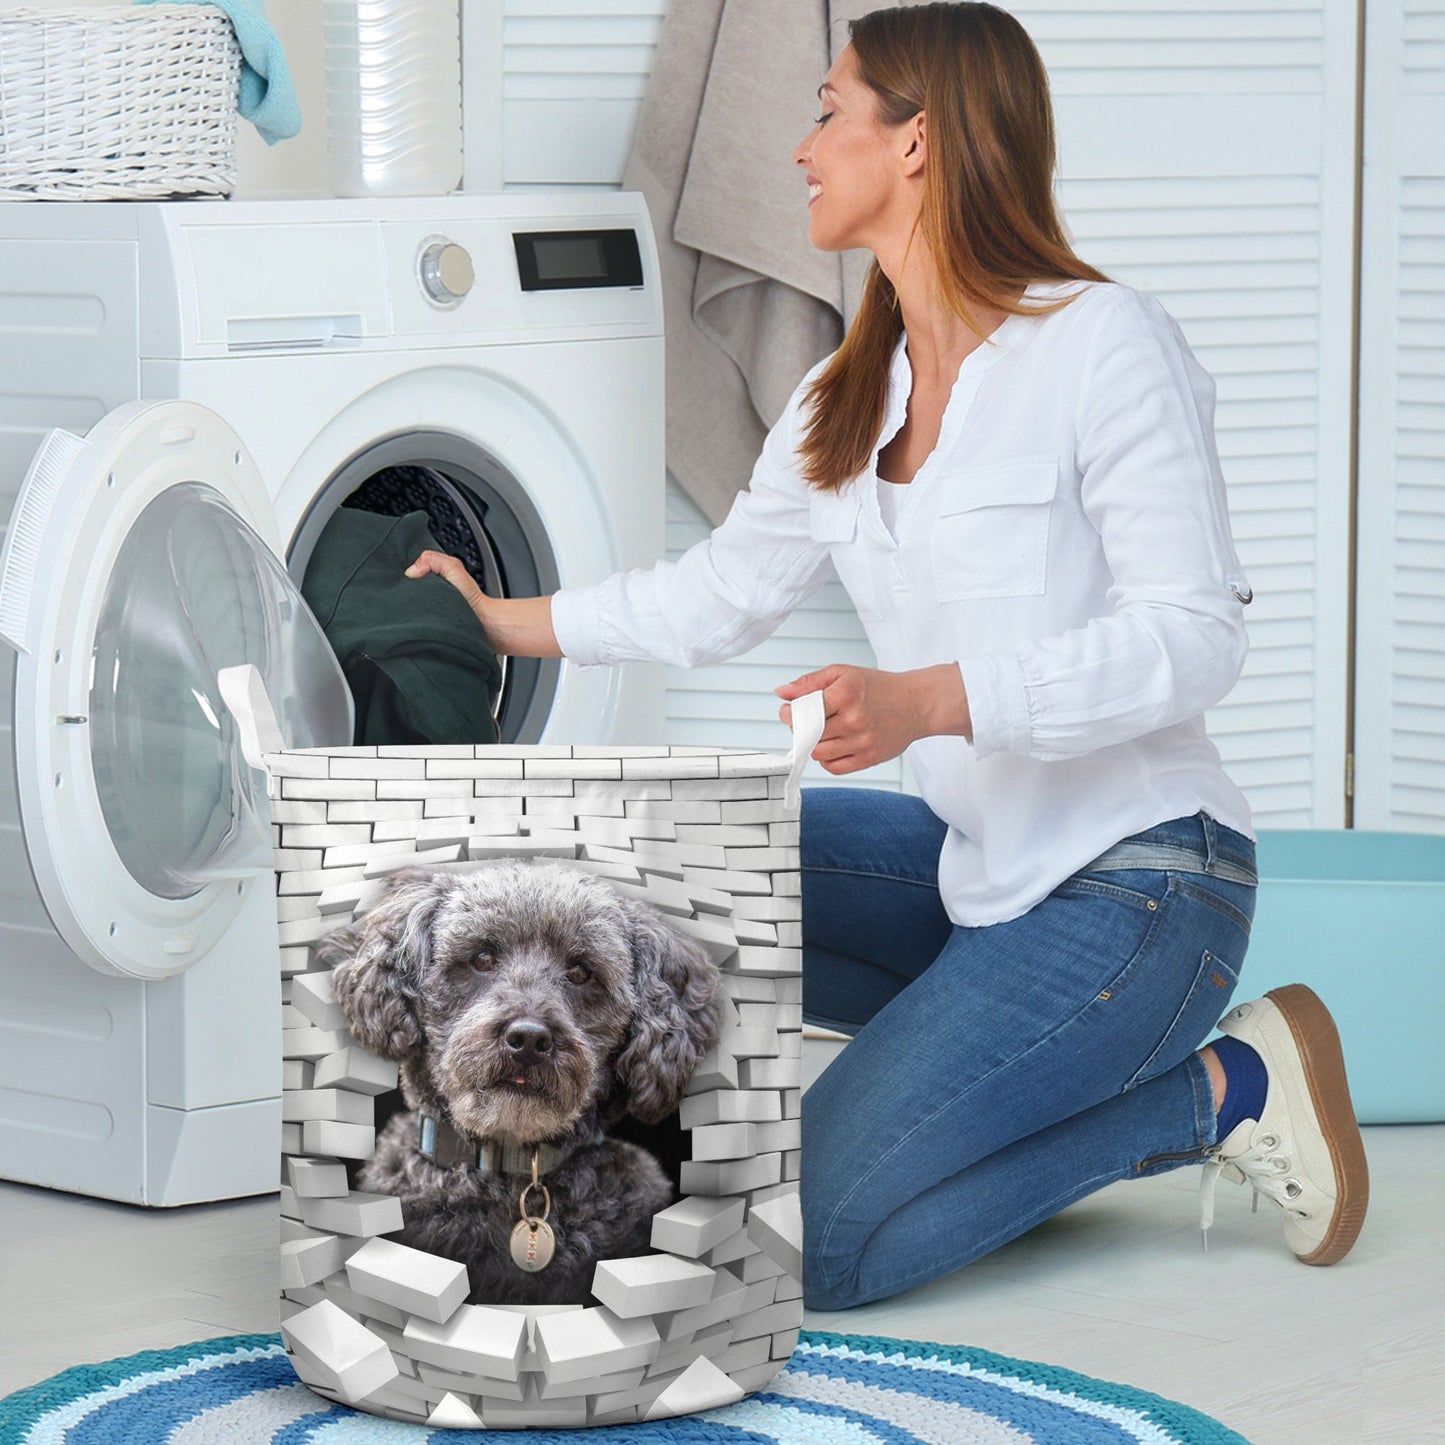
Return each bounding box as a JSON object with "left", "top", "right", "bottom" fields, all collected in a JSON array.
[
  {"left": 513, "top": 229, "right": 644, "bottom": 292},
  {"left": 533, "top": 236, "right": 607, "bottom": 282}
]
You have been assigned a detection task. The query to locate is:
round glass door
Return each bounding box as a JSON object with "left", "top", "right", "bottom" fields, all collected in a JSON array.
[{"left": 0, "top": 399, "right": 353, "bottom": 979}]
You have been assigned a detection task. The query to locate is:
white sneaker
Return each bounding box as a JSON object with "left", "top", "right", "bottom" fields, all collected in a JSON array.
[{"left": 1200, "top": 984, "right": 1369, "bottom": 1264}]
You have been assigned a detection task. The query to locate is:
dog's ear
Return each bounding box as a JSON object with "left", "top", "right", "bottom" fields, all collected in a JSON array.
[
  {"left": 320, "top": 868, "right": 447, "bottom": 1063},
  {"left": 614, "top": 901, "right": 720, "bottom": 1123}
]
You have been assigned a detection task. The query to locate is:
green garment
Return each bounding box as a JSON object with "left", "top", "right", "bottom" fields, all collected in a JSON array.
[{"left": 301, "top": 508, "right": 502, "bottom": 747}]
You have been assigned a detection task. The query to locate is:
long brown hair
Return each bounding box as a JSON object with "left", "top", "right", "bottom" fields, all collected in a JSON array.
[{"left": 799, "top": 2, "right": 1106, "bottom": 490}]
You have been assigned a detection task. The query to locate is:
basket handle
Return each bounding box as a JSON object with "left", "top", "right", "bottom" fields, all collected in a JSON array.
[
  {"left": 784, "top": 690, "right": 826, "bottom": 811},
  {"left": 218, "top": 663, "right": 285, "bottom": 776}
]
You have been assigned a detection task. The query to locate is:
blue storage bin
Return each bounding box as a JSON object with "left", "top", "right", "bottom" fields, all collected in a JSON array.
[{"left": 1240, "top": 830, "right": 1445, "bottom": 1124}]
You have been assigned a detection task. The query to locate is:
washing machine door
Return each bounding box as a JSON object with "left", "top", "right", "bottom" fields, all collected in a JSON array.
[{"left": 0, "top": 400, "right": 352, "bottom": 981}]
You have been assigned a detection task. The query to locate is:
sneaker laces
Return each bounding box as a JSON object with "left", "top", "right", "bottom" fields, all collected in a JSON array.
[{"left": 1199, "top": 1131, "right": 1309, "bottom": 1246}]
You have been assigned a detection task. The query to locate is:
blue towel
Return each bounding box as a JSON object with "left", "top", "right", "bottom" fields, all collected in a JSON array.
[{"left": 136, "top": 0, "right": 301, "bottom": 145}]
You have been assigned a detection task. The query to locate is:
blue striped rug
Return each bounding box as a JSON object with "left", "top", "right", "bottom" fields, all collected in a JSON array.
[{"left": 0, "top": 1331, "right": 1252, "bottom": 1444}]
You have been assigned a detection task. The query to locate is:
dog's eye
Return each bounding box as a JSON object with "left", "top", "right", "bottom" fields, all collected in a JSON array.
[
  {"left": 470, "top": 954, "right": 495, "bottom": 974},
  {"left": 565, "top": 959, "right": 592, "bottom": 986}
]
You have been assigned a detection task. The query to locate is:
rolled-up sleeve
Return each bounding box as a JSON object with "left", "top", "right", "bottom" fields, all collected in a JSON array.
[
  {"left": 961, "top": 289, "right": 1249, "bottom": 761},
  {"left": 550, "top": 373, "right": 835, "bottom": 670}
]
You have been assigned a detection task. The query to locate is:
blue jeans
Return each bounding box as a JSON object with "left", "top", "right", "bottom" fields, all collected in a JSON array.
[{"left": 801, "top": 789, "right": 1257, "bottom": 1310}]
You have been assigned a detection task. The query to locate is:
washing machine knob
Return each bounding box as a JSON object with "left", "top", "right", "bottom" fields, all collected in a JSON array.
[{"left": 420, "top": 241, "right": 475, "bottom": 304}]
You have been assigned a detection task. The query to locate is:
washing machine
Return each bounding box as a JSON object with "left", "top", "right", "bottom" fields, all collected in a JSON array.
[{"left": 0, "top": 193, "right": 665, "bottom": 1206}]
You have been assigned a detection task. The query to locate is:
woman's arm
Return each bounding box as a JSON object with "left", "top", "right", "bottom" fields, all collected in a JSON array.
[{"left": 405, "top": 550, "right": 562, "bottom": 657}]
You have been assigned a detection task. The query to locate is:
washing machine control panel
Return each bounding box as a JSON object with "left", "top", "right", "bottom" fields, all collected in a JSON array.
[{"left": 419, "top": 240, "right": 475, "bottom": 306}]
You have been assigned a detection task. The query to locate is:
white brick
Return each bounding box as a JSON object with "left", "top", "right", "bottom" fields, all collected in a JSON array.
[
  {"left": 423, "top": 759, "right": 526, "bottom": 779},
  {"left": 301, "top": 1120, "right": 374, "bottom": 1159},
  {"left": 666, "top": 914, "right": 739, "bottom": 966},
  {"left": 754, "top": 1118, "right": 802, "bottom": 1153},
  {"left": 283, "top": 1025, "right": 351, "bottom": 1062},
  {"left": 534, "top": 1307, "right": 660, "bottom": 1384},
  {"left": 287, "top": 971, "right": 346, "bottom": 1028},
  {"left": 271, "top": 799, "right": 329, "bottom": 824},
  {"left": 715, "top": 1025, "right": 779, "bottom": 1061},
  {"left": 272, "top": 753, "right": 333, "bottom": 780},
  {"left": 644, "top": 1355, "right": 746, "bottom": 1419},
  {"left": 468, "top": 836, "right": 578, "bottom": 860},
  {"left": 315, "top": 880, "right": 369, "bottom": 918},
  {"left": 327, "top": 800, "right": 425, "bottom": 822},
  {"left": 620, "top": 756, "right": 719, "bottom": 780},
  {"left": 331, "top": 757, "right": 424, "bottom": 779},
  {"left": 313, "top": 1045, "right": 399, "bottom": 1095},
  {"left": 689, "top": 1121, "right": 756, "bottom": 1161},
  {"left": 670, "top": 777, "right": 768, "bottom": 801},
  {"left": 345, "top": 1237, "right": 469, "bottom": 1324},
  {"left": 280, "top": 1233, "right": 345, "bottom": 1290},
  {"left": 625, "top": 799, "right": 723, "bottom": 823},
  {"left": 281, "top": 1123, "right": 303, "bottom": 1154},
  {"left": 524, "top": 757, "right": 622, "bottom": 779},
  {"left": 732, "top": 895, "right": 800, "bottom": 923},
  {"left": 427, "top": 1393, "right": 483, "bottom": 1428},
  {"left": 417, "top": 1362, "right": 523, "bottom": 1400},
  {"left": 649, "top": 1195, "right": 746, "bottom": 1258},
  {"left": 681, "top": 1153, "right": 781, "bottom": 1196},
  {"left": 680, "top": 866, "right": 771, "bottom": 899},
  {"left": 283, "top": 1089, "right": 372, "bottom": 1126},
  {"left": 404, "top": 1303, "right": 528, "bottom": 1377},
  {"left": 482, "top": 1394, "right": 587, "bottom": 1429},
  {"left": 277, "top": 915, "right": 338, "bottom": 948},
  {"left": 281, "top": 1299, "right": 398, "bottom": 1400},
  {"left": 679, "top": 1090, "right": 781, "bottom": 1128},
  {"left": 300, "top": 1190, "right": 404, "bottom": 1237},
  {"left": 283, "top": 823, "right": 372, "bottom": 849},
  {"left": 580, "top": 841, "right": 686, "bottom": 879},
  {"left": 654, "top": 1273, "right": 748, "bottom": 1343},
  {"left": 686, "top": 1045, "right": 739, "bottom": 1093},
  {"left": 357, "top": 843, "right": 465, "bottom": 874},
  {"left": 287, "top": 1157, "right": 351, "bottom": 1198},
  {"left": 282, "top": 1059, "right": 313, "bottom": 1091},
  {"left": 539, "top": 1365, "right": 644, "bottom": 1399},
  {"left": 280, "top": 777, "right": 376, "bottom": 800},
  {"left": 733, "top": 946, "right": 805, "bottom": 977},
  {"left": 675, "top": 823, "right": 768, "bottom": 847},
  {"left": 701, "top": 1227, "right": 759, "bottom": 1267},
  {"left": 321, "top": 1278, "right": 408, "bottom": 1329},
  {"left": 719, "top": 800, "right": 793, "bottom": 824},
  {"left": 738, "top": 1057, "right": 800, "bottom": 1090},
  {"left": 590, "top": 1256, "right": 717, "bottom": 1318}
]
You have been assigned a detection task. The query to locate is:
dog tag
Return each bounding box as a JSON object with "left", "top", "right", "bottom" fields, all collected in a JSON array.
[{"left": 510, "top": 1217, "right": 556, "bottom": 1272}]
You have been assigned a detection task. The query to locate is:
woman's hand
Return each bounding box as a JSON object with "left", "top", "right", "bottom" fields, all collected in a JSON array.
[
  {"left": 404, "top": 550, "right": 562, "bottom": 658},
  {"left": 776, "top": 663, "right": 971, "bottom": 773},
  {"left": 405, "top": 549, "right": 488, "bottom": 624}
]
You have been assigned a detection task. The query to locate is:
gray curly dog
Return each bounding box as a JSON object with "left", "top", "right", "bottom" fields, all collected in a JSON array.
[{"left": 318, "top": 862, "right": 721, "bottom": 1305}]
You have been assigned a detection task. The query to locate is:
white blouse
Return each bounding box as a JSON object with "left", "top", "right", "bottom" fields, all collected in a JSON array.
[{"left": 551, "top": 280, "right": 1255, "bottom": 926}]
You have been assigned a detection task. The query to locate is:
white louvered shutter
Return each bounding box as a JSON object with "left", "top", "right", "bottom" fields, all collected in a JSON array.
[
  {"left": 465, "top": 1, "right": 669, "bottom": 190},
  {"left": 1353, "top": 0, "right": 1445, "bottom": 831},
  {"left": 1013, "top": 0, "right": 1360, "bottom": 828}
]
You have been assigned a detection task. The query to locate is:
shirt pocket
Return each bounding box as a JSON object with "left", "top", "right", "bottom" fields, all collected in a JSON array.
[
  {"left": 808, "top": 489, "right": 882, "bottom": 620},
  {"left": 931, "top": 459, "right": 1059, "bottom": 602}
]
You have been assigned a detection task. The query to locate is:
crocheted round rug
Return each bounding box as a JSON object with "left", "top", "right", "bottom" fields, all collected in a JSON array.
[{"left": 0, "top": 1330, "right": 1252, "bottom": 1444}]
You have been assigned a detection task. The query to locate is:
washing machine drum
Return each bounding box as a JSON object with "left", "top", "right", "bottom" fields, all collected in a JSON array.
[{"left": 300, "top": 484, "right": 503, "bottom": 749}]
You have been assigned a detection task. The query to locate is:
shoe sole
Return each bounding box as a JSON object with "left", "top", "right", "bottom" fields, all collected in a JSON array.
[{"left": 1265, "top": 983, "right": 1370, "bottom": 1265}]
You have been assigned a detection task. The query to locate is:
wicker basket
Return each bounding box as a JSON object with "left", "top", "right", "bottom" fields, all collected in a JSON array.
[{"left": 0, "top": 5, "right": 241, "bottom": 201}]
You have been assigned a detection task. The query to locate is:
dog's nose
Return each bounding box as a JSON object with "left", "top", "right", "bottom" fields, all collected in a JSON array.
[{"left": 503, "top": 1019, "right": 553, "bottom": 1059}]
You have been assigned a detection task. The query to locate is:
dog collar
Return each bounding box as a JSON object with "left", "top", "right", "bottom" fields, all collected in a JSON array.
[{"left": 416, "top": 1113, "right": 602, "bottom": 1177}]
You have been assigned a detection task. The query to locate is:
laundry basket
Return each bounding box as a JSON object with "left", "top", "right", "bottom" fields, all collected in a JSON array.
[
  {"left": 0, "top": 6, "right": 241, "bottom": 200},
  {"left": 222, "top": 667, "right": 817, "bottom": 1429}
]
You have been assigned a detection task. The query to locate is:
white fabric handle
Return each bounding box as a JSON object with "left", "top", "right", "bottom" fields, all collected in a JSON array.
[
  {"left": 218, "top": 663, "right": 285, "bottom": 775},
  {"left": 784, "top": 690, "right": 826, "bottom": 811}
]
